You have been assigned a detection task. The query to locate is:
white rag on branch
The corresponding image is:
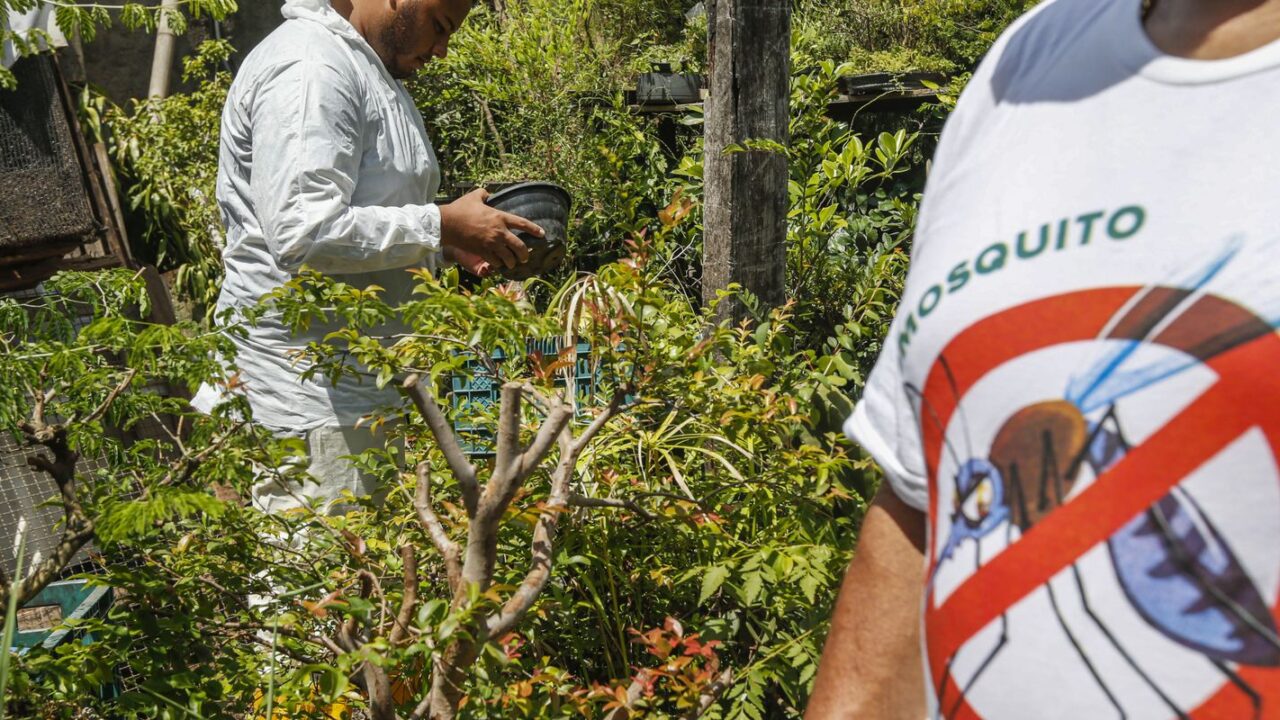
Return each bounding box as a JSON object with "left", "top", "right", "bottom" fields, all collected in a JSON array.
[{"left": 2, "top": 3, "right": 68, "bottom": 69}]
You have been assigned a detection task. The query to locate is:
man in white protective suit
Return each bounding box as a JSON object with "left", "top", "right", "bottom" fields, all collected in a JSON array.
[{"left": 191, "top": 0, "right": 541, "bottom": 514}]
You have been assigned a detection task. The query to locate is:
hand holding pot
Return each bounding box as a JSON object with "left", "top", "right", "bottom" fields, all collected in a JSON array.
[
  {"left": 439, "top": 188, "right": 543, "bottom": 269},
  {"left": 442, "top": 244, "right": 492, "bottom": 278}
]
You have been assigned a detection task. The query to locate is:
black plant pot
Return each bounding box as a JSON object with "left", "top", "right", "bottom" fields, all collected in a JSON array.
[
  {"left": 635, "top": 62, "right": 702, "bottom": 105},
  {"left": 485, "top": 181, "right": 572, "bottom": 281}
]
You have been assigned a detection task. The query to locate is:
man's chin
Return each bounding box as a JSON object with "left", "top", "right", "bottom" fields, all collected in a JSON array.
[{"left": 386, "top": 58, "right": 427, "bottom": 80}]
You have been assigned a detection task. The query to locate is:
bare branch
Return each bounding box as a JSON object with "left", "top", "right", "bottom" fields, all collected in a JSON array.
[
  {"left": 414, "top": 463, "right": 462, "bottom": 593},
  {"left": 484, "top": 424, "right": 575, "bottom": 639},
  {"left": 408, "top": 693, "right": 434, "bottom": 720},
  {"left": 514, "top": 399, "right": 573, "bottom": 484},
  {"left": 360, "top": 569, "right": 390, "bottom": 641},
  {"left": 492, "top": 382, "right": 523, "bottom": 486},
  {"left": 212, "top": 621, "right": 325, "bottom": 664},
  {"left": 338, "top": 571, "right": 374, "bottom": 654},
  {"left": 568, "top": 493, "right": 653, "bottom": 521},
  {"left": 519, "top": 382, "right": 552, "bottom": 414},
  {"left": 478, "top": 384, "right": 571, "bottom": 527},
  {"left": 602, "top": 667, "right": 729, "bottom": 720},
  {"left": 28, "top": 376, "right": 57, "bottom": 432},
  {"left": 603, "top": 671, "right": 651, "bottom": 720},
  {"left": 476, "top": 93, "right": 508, "bottom": 158},
  {"left": 402, "top": 374, "right": 480, "bottom": 517},
  {"left": 5, "top": 424, "right": 93, "bottom": 608},
  {"left": 319, "top": 634, "right": 347, "bottom": 658},
  {"left": 160, "top": 419, "right": 247, "bottom": 487},
  {"left": 363, "top": 655, "right": 397, "bottom": 720},
  {"left": 570, "top": 388, "right": 626, "bottom": 456},
  {"left": 685, "top": 668, "right": 734, "bottom": 718},
  {"left": 79, "top": 368, "right": 138, "bottom": 425},
  {"left": 390, "top": 544, "right": 419, "bottom": 646}
]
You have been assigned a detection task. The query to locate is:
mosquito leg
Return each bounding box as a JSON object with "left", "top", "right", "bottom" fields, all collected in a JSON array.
[
  {"left": 935, "top": 656, "right": 956, "bottom": 720},
  {"left": 1070, "top": 563, "right": 1188, "bottom": 719},
  {"left": 1211, "top": 659, "right": 1261, "bottom": 720},
  {"left": 1046, "top": 580, "right": 1127, "bottom": 719},
  {"left": 1148, "top": 503, "right": 1280, "bottom": 652},
  {"left": 933, "top": 531, "right": 984, "bottom": 719},
  {"left": 946, "top": 613, "right": 1008, "bottom": 720}
]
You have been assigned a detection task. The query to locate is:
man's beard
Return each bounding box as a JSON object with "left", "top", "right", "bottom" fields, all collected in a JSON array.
[{"left": 379, "top": 8, "right": 418, "bottom": 79}]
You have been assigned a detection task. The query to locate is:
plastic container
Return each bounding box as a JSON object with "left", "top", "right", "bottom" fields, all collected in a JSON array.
[
  {"left": 635, "top": 63, "right": 702, "bottom": 105},
  {"left": 13, "top": 578, "right": 112, "bottom": 653},
  {"left": 484, "top": 182, "right": 572, "bottom": 280},
  {"left": 451, "top": 338, "right": 596, "bottom": 455}
]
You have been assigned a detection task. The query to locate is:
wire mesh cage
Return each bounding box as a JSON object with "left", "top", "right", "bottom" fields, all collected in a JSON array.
[
  {"left": 0, "top": 285, "right": 99, "bottom": 581},
  {"left": 0, "top": 55, "right": 97, "bottom": 258}
]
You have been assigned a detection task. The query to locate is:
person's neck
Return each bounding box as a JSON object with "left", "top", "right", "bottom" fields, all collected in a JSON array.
[
  {"left": 1145, "top": 0, "right": 1280, "bottom": 59},
  {"left": 329, "top": 0, "right": 374, "bottom": 40}
]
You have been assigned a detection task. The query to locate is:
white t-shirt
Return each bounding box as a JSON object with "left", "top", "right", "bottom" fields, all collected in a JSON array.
[{"left": 846, "top": 0, "right": 1280, "bottom": 716}]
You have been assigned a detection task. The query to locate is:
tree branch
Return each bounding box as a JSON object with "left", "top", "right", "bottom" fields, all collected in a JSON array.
[
  {"left": 514, "top": 395, "right": 573, "bottom": 484},
  {"left": 568, "top": 493, "right": 653, "bottom": 521},
  {"left": 491, "top": 382, "right": 524, "bottom": 491},
  {"left": 78, "top": 368, "right": 138, "bottom": 425},
  {"left": 402, "top": 375, "right": 480, "bottom": 517},
  {"left": 480, "top": 383, "right": 572, "bottom": 527},
  {"left": 484, "top": 427, "right": 573, "bottom": 639},
  {"left": 484, "top": 388, "right": 625, "bottom": 639},
  {"left": 571, "top": 388, "right": 626, "bottom": 456},
  {"left": 603, "top": 671, "right": 650, "bottom": 720},
  {"left": 685, "top": 668, "right": 734, "bottom": 718},
  {"left": 160, "top": 419, "right": 247, "bottom": 487},
  {"left": 390, "top": 544, "right": 419, "bottom": 646},
  {"left": 414, "top": 463, "right": 462, "bottom": 594}
]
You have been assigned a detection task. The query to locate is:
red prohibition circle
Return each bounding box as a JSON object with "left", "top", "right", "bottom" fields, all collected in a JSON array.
[{"left": 915, "top": 286, "right": 1280, "bottom": 719}]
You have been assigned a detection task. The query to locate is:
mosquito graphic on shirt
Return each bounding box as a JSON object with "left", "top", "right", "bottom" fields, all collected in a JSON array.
[{"left": 907, "top": 239, "right": 1280, "bottom": 720}]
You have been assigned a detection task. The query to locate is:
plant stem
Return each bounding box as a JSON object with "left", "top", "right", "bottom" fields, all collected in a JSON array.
[{"left": 0, "top": 529, "right": 28, "bottom": 720}]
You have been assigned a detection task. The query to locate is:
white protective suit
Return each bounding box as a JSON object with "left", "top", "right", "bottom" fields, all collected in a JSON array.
[{"left": 192, "top": 0, "right": 442, "bottom": 435}]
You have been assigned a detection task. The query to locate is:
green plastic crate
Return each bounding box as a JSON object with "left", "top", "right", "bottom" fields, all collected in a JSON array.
[{"left": 451, "top": 339, "right": 598, "bottom": 455}]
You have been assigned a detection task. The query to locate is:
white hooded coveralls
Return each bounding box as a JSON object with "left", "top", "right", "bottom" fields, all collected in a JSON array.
[{"left": 193, "top": 0, "right": 442, "bottom": 433}]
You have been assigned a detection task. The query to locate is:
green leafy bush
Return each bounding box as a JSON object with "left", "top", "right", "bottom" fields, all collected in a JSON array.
[
  {"left": 4, "top": 210, "right": 872, "bottom": 717},
  {"left": 87, "top": 41, "right": 234, "bottom": 319},
  {"left": 22, "top": 0, "right": 1048, "bottom": 715},
  {"left": 794, "top": 0, "right": 1038, "bottom": 73}
]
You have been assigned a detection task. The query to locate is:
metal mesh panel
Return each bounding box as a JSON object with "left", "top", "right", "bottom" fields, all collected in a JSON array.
[
  {"left": 0, "top": 55, "right": 96, "bottom": 252},
  {"left": 0, "top": 430, "right": 95, "bottom": 579},
  {"left": 1, "top": 286, "right": 97, "bottom": 579}
]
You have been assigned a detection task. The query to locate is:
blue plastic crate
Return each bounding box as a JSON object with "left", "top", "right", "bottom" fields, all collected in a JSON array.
[{"left": 451, "top": 339, "right": 599, "bottom": 455}]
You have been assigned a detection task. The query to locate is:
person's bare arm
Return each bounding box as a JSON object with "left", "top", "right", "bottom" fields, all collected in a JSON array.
[{"left": 806, "top": 485, "right": 927, "bottom": 720}]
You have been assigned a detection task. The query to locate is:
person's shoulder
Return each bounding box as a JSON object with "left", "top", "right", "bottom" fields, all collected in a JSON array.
[
  {"left": 236, "top": 19, "right": 359, "bottom": 86},
  {"left": 980, "top": 0, "right": 1115, "bottom": 80}
]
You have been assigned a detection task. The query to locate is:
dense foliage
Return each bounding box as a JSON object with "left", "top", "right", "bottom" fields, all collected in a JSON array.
[
  {"left": 0, "top": 0, "right": 237, "bottom": 87},
  {"left": 0, "top": 0, "right": 1033, "bottom": 716},
  {"left": 84, "top": 42, "right": 235, "bottom": 319}
]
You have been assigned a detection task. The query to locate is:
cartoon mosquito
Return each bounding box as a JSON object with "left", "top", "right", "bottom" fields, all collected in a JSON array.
[{"left": 911, "top": 242, "right": 1280, "bottom": 720}]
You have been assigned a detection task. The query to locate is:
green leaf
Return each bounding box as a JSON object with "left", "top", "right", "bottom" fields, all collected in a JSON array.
[
  {"left": 699, "top": 565, "right": 731, "bottom": 604},
  {"left": 740, "top": 571, "right": 764, "bottom": 606}
]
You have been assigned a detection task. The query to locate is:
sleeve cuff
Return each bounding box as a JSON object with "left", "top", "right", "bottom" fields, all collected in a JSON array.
[
  {"left": 418, "top": 203, "right": 442, "bottom": 250},
  {"left": 845, "top": 400, "right": 930, "bottom": 512}
]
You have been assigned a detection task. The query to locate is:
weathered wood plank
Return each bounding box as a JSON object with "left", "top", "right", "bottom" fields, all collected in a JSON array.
[{"left": 702, "top": 0, "right": 790, "bottom": 323}]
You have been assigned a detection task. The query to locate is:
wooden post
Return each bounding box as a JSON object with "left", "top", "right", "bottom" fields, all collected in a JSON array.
[
  {"left": 701, "top": 0, "right": 790, "bottom": 324},
  {"left": 147, "top": 0, "right": 180, "bottom": 98}
]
